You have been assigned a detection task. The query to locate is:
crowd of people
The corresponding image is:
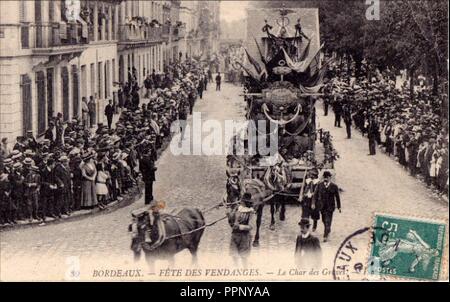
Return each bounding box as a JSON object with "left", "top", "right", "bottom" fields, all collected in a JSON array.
[
  {"left": 0, "top": 60, "right": 208, "bottom": 226},
  {"left": 324, "top": 58, "right": 448, "bottom": 197}
]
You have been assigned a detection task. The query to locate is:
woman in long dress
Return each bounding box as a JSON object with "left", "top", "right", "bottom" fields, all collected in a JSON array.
[{"left": 80, "top": 153, "right": 98, "bottom": 208}]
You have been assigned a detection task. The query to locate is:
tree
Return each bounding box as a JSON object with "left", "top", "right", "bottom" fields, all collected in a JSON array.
[{"left": 249, "top": 0, "right": 448, "bottom": 94}]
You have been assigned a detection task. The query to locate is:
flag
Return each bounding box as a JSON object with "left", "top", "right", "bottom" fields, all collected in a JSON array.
[
  {"left": 298, "top": 38, "right": 311, "bottom": 62},
  {"left": 281, "top": 47, "right": 308, "bottom": 73},
  {"left": 244, "top": 47, "right": 262, "bottom": 74},
  {"left": 301, "top": 57, "right": 333, "bottom": 88},
  {"left": 254, "top": 37, "right": 267, "bottom": 64},
  {"left": 282, "top": 43, "right": 324, "bottom": 74},
  {"left": 242, "top": 48, "right": 267, "bottom": 81}
]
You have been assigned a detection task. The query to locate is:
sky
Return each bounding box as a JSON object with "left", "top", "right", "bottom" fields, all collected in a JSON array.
[{"left": 220, "top": 1, "right": 249, "bottom": 22}]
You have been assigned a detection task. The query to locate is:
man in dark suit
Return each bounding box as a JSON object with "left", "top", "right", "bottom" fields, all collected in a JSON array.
[
  {"left": 367, "top": 117, "right": 378, "bottom": 155},
  {"left": 44, "top": 122, "right": 55, "bottom": 145},
  {"left": 312, "top": 171, "right": 341, "bottom": 242},
  {"left": 215, "top": 73, "right": 222, "bottom": 91},
  {"left": 333, "top": 99, "right": 343, "bottom": 127},
  {"left": 54, "top": 156, "right": 73, "bottom": 217},
  {"left": 105, "top": 99, "right": 115, "bottom": 130},
  {"left": 197, "top": 78, "right": 204, "bottom": 99},
  {"left": 139, "top": 148, "right": 157, "bottom": 205},
  {"left": 295, "top": 218, "right": 322, "bottom": 269},
  {"left": 343, "top": 105, "right": 352, "bottom": 139},
  {"left": 40, "top": 158, "right": 57, "bottom": 221}
]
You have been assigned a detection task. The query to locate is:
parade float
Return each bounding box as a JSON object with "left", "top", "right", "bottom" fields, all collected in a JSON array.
[{"left": 224, "top": 7, "right": 338, "bottom": 237}]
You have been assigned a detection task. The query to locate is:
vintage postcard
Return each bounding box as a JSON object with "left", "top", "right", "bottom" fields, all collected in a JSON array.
[{"left": 0, "top": 0, "right": 448, "bottom": 283}]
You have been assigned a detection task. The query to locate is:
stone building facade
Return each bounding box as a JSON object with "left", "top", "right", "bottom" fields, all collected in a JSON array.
[
  {"left": 0, "top": 0, "right": 190, "bottom": 144},
  {"left": 0, "top": 0, "right": 123, "bottom": 143}
]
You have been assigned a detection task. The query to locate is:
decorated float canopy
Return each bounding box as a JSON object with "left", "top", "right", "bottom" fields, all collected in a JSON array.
[{"left": 241, "top": 7, "right": 328, "bottom": 94}]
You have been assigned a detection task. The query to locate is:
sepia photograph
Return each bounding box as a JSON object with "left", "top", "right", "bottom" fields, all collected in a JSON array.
[{"left": 0, "top": 0, "right": 448, "bottom": 285}]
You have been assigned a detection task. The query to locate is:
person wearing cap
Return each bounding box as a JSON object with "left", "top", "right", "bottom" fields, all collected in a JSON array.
[
  {"left": 40, "top": 158, "right": 58, "bottom": 221},
  {"left": 13, "top": 136, "right": 27, "bottom": 153},
  {"left": 332, "top": 98, "right": 343, "bottom": 128},
  {"left": 8, "top": 162, "right": 24, "bottom": 223},
  {"left": 139, "top": 147, "right": 157, "bottom": 205},
  {"left": 300, "top": 170, "right": 320, "bottom": 232},
  {"left": 118, "top": 151, "right": 133, "bottom": 193},
  {"left": 227, "top": 192, "right": 255, "bottom": 266},
  {"left": 44, "top": 122, "right": 56, "bottom": 146},
  {"left": 25, "top": 130, "right": 38, "bottom": 151},
  {"left": 54, "top": 156, "right": 73, "bottom": 217},
  {"left": 0, "top": 165, "right": 12, "bottom": 224},
  {"left": 23, "top": 164, "right": 41, "bottom": 222},
  {"left": 295, "top": 218, "right": 322, "bottom": 269},
  {"left": 343, "top": 104, "right": 353, "bottom": 139},
  {"left": 107, "top": 152, "right": 120, "bottom": 201},
  {"left": 69, "top": 150, "right": 83, "bottom": 211},
  {"left": 312, "top": 171, "right": 341, "bottom": 242}
]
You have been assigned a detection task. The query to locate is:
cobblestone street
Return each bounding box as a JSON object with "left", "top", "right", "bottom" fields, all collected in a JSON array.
[{"left": 1, "top": 82, "right": 448, "bottom": 281}]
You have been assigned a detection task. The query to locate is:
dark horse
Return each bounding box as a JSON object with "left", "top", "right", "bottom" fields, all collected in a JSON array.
[
  {"left": 129, "top": 207, "right": 205, "bottom": 270},
  {"left": 225, "top": 157, "right": 290, "bottom": 247}
]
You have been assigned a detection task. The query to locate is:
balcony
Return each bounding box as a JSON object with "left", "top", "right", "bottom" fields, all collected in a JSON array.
[
  {"left": 32, "top": 22, "right": 91, "bottom": 55},
  {"left": 161, "top": 24, "right": 171, "bottom": 41},
  {"left": 119, "top": 24, "right": 163, "bottom": 44}
]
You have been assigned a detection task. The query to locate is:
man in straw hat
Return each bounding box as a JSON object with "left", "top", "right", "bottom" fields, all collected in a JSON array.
[
  {"left": 8, "top": 162, "right": 24, "bottom": 223},
  {"left": 23, "top": 165, "right": 41, "bottom": 222}
]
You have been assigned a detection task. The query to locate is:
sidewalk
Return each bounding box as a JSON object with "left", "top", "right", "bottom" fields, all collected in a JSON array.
[{"left": 0, "top": 182, "right": 143, "bottom": 231}]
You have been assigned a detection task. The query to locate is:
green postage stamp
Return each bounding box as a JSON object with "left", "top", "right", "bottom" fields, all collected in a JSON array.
[{"left": 370, "top": 213, "right": 447, "bottom": 281}]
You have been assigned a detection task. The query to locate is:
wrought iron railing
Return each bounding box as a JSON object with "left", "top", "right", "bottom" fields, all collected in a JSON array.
[
  {"left": 33, "top": 22, "right": 91, "bottom": 48},
  {"left": 119, "top": 24, "right": 162, "bottom": 42}
]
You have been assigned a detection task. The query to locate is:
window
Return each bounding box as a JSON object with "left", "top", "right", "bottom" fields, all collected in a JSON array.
[
  {"left": 35, "top": 0, "right": 43, "bottom": 47},
  {"left": 21, "top": 26, "right": 29, "bottom": 49},
  {"left": 21, "top": 74, "right": 32, "bottom": 135},
  {"left": 36, "top": 71, "right": 46, "bottom": 134},
  {"left": 49, "top": 1, "right": 54, "bottom": 22},
  {"left": 61, "top": 67, "right": 70, "bottom": 121},
  {"left": 46, "top": 68, "right": 54, "bottom": 123},
  {"left": 81, "top": 65, "right": 87, "bottom": 99},
  {"left": 72, "top": 65, "right": 79, "bottom": 119},
  {"left": 98, "top": 62, "right": 103, "bottom": 99},
  {"left": 104, "top": 60, "right": 110, "bottom": 98},
  {"left": 90, "top": 63, "right": 95, "bottom": 97},
  {"left": 35, "top": 0, "right": 42, "bottom": 22},
  {"left": 112, "top": 59, "right": 116, "bottom": 83}
]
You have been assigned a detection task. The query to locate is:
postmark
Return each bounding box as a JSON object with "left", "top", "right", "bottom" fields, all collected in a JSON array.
[
  {"left": 369, "top": 213, "right": 447, "bottom": 281},
  {"left": 333, "top": 226, "right": 386, "bottom": 281}
]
